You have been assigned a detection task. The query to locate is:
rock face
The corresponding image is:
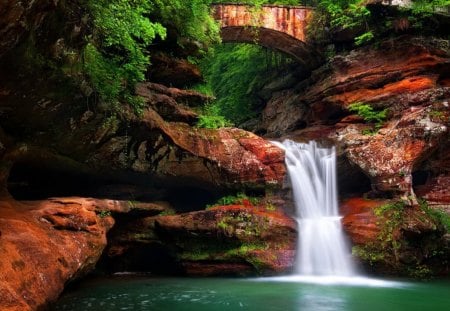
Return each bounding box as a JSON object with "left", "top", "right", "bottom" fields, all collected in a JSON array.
[
  {"left": 88, "top": 97, "right": 286, "bottom": 191},
  {"left": 341, "top": 198, "right": 383, "bottom": 245},
  {"left": 342, "top": 197, "right": 449, "bottom": 276},
  {"left": 258, "top": 36, "right": 450, "bottom": 275},
  {"left": 0, "top": 4, "right": 449, "bottom": 310},
  {"left": 0, "top": 0, "right": 57, "bottom": 57},
  {"left": 103, "top": 204, "right": 296, "bottom": 276},
  {"left": 0, "top": 80, "right": 285, "bottom": 197},
  {"left": 341, "top": 102, "right": 448, "bottom": 202},
  {"left": 146, "top": 53, "right": 203, "bottom": 88},
  {"left": 0, "top": 197, "right": 115, "bottom": 311},
  {"left": 262, "top": 37, "right": 450, "bottom": 204}
]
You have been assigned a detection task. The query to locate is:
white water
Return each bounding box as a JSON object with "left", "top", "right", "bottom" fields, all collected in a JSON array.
[{"left": 273, "top": 140, "right": 356, "bottom": 276}]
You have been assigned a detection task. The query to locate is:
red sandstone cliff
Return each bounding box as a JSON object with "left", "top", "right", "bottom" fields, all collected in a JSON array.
[{"left": 0, "top": 1, "right": 449, "bottom": 310}]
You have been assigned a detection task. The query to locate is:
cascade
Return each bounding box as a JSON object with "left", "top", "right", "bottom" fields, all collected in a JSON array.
[{"left": 274, "top": 140, "right": 356, "bottom": 276}]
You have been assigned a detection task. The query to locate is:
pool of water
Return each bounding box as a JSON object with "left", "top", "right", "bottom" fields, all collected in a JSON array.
[{"left": 51, "top": 275, "right": 450, "bottom": 311}]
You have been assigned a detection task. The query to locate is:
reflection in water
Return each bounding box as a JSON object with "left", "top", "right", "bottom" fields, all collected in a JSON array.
[{"left": 297, "top": 285, "right": 347, "bottom": 311}]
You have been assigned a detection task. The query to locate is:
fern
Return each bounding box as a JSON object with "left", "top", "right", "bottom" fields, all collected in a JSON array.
[{"left": 348, "top": 102, "right": 387, "bottom": 133}]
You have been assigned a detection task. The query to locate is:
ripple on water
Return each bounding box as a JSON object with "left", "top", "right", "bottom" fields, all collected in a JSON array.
[{"left": 252, "top": 275, "right": 409, "bottom": 288}]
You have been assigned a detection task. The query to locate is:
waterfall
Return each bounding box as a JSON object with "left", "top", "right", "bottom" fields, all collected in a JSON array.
[{"left": 274, "top": 140, "right": 356, "bottom": 276}]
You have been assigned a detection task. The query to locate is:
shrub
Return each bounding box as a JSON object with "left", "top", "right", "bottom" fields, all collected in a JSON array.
[
  {"left": 84, "top": 0, "right": 166, "bottom": 112},
  {"left": 348, "top": 101, "right": 387, "bottom": 133},
  {"left": 206, "top": 192, "right": 260, "bottom": 208},
  {"left": 196, "top": 114, "right": 233, "bottom": 129},
  {"left": 196, "top": 43, "right": 291, "bottom": 124}
]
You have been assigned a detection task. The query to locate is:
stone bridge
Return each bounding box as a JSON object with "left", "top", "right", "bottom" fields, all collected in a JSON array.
[{"left": 211, "top": 3, "right": 323, "bottom": 68}]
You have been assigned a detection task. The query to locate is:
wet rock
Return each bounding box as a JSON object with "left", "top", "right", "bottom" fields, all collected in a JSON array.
[
  {"left": 339, "top": 104, "right": 449, "bottom": 202},
  {"left": 342, "top": 197, "right": 449, "bottom": 276},
  {"left": 416, "top": 176, "right": 450, "bottom": 213},
  {"left": 342, "top": 198, "right": 384, "bottom": 245},
  {"left": 105, "top": 205, "right": 297, "bottom": 276}
]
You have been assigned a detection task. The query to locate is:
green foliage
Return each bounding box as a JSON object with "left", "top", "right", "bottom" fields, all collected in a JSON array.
[
  {"left": 311, "top": 0, "right": 449, "bottom": 45},
  {"left": 353, "top": 199, "right": 448, "bottom": 277},
  {"left": 375, "top": 202, "right": 404, "bottom": 247},
  {"left": 212, "top": 0, "right": 304, "bottom": 5},
  {"left": 352, "top": 201, "right": 405, "bottom": 266},
  {"left": 180, "top": 241, "right": 268, "bottom": 272},
  {"left": 226, "top": 242, "right": 268, "bottom": 256},
  {"left": 83, "top": 0, "right": 222, "bottom": 112},
  {"left": 311, "top": 0, "right": 374, "bottom": 45},
  {"left": 354, "top": 30, "right": 374, "bottom": 46},
  {"left": 196, "top": 113, "right": 233, "bottom": 129},
  {"left": 196, "top": 44, "right": 292, "bottom": 124},
  {"left": 352, "top": 245, "right": 384, "bottom": 265},
  {"left": 410, "top": 0, "right": 450, "bottom": 15},
  {"left": 407, "top": 264, "right": 433, "bottom": 279},
  {"left": 84, "top": 0, "right": 166, "bottom": 112},
  {"left": 98, "top": 210, "right": 112, "bottom": 218},
  {"left": 152, "top": 0, "right": 221, "bottom": 57},
  {"left": 419, "top": 199, "right": 450, "bottom": 233},
  {"left": 207, "top": 192, "right": 260, "bottom": 208},
  {"left": 374, "top": 201, "right": 405, "bottom": 217},
  {"left": 348, "top": 102, "right": 387, "bottom": 133},
  {"left": 216, "top": 211, "right": 268, "bottom": 237},
  {"left": 265, "top": 202, "right": 277, "bottom": 211}
]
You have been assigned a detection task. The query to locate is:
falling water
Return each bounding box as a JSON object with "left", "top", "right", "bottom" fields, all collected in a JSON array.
[{"left": 274, "top": 140, "right": 356, "bottom": 276}]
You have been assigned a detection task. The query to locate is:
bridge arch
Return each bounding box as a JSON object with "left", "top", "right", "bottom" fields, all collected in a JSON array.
[{"left": 212, "top": 3, "right": 323, "bottom": 68}]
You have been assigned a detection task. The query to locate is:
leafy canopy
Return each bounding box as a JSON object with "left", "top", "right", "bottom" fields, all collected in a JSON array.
[
  {"left": 84, "top": 0, "right": 166, "bottom": 112},
  {"left": 84, "top": 0, "right": 220, "bottom": 113},
  {"left": 152, "top": 0, "right": 221, "bottom": 56},
  {"left": 195, "top": 44, "right": 292, "bottom": 125}
]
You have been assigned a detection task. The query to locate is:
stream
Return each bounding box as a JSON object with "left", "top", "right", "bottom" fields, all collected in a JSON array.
[{"left": 51, "top": 275, "right": 450, "bottom": 311}]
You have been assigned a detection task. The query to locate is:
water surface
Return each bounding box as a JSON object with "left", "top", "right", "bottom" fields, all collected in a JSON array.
[{"left": 51, "top": 275, "right": 450, "bottom": 311}]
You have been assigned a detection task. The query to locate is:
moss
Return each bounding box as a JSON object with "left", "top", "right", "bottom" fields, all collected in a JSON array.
[
  {"left": 407, "top": 264, "right": 433, "bottom": 279},
  {"left": 97, "top": 210, "right": 112, "bottom": 218},
  {"left": 353, "top": 199, "right": 448, "bottom": 277},
  {"left": 374, "top": 201, "right": 405, "bottom": 249},
  {"left": 351, "top": 201, "right": 404, "bottom": 270},
  {"left": 179, "top": 241, "right": 268, "bottom": 263},
  {"left": 419, "top": 199, "right": 450, "bottom": 233},
  {"left": 216, "top": 212, "right": 269, "bottom": 238},
  {"left": 352, "top": 245, "right": 385, "bottom": 265},
  {"left": 224, "top": 242, "right": 269, "bottom": 272}
]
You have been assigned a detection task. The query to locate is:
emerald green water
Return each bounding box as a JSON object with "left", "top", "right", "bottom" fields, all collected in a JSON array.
[{"left": 51, "top": 275, "right": 450, "bottom": 311}]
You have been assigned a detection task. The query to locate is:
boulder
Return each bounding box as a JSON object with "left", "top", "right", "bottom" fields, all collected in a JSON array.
[
  {"left": 339, "top": 103, "right": 448, "bottom": 203},
  {"left": 104, "top": 204, "right": 297, "bottom": 276},
  {"left": 341, "top": 197, "right": 383, "bottom": 245},
  {"left": 342, "top": 197, "right": 449, "bottom": 276},
  {"left": 0, "top": 198, "right": 114, "bottom": 311},
  {"left": 90, "top": 107, "right": 286, "bottom": 191}
]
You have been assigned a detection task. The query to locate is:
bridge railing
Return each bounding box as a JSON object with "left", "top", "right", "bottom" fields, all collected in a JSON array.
[{"left": 211, "top": 1, "right": 317, "bottom": 9}]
